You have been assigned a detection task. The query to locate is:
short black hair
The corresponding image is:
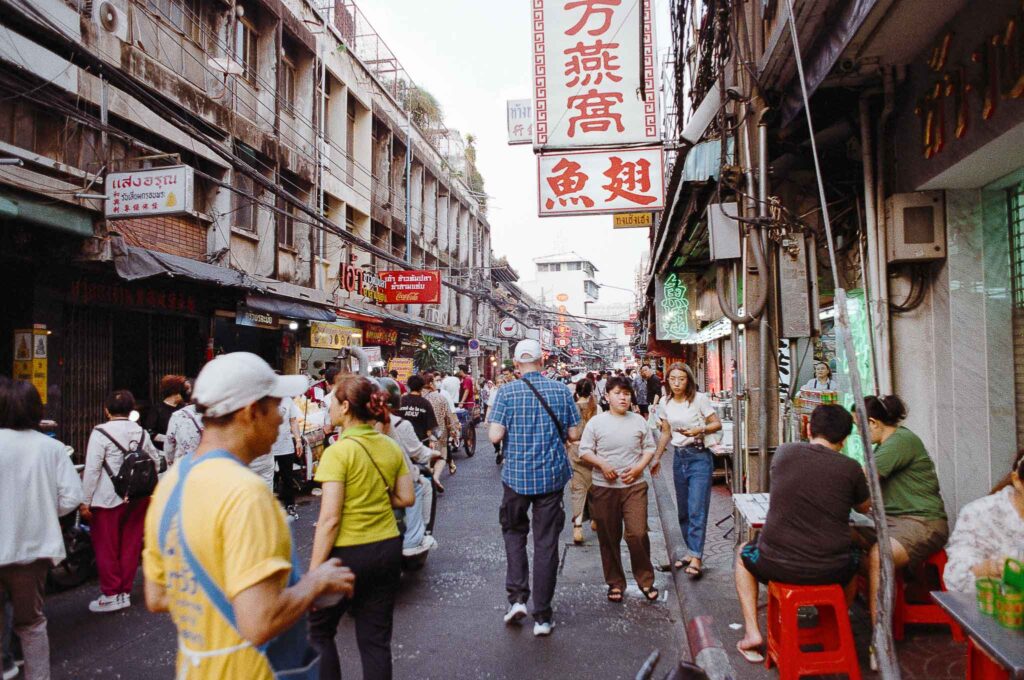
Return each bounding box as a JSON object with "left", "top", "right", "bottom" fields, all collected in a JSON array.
[
  {"left": 605, "top": 375, "right": 635, "bottom": 400},
  {"left": 0, "top": 378, "right": 43, "bottom": 430},
  {"left": 809, "top": 404, "right": 853, "bottom": 444},
  {"left": 458, "top": 364, "right": 469, "bottom": 373},
  {"left": 389, "top": 369, "right": 399, "bottom": 378},
  {"left": 324, "top": 366, "right": 341, "bottom": 385},
  {"left": 407, "top": 374, "right": 425, "bottom": 392},
  {"left": 106, "top": 390, "right": 136, "bottom": 417}
]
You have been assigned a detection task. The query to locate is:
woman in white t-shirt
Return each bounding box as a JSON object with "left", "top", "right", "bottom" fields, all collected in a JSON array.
[
  {"left": 651, "top": 362, "right": 722, "bottom": 579},
  {"left": 801, "top": 362, "right": 835, "bottom": 391}
]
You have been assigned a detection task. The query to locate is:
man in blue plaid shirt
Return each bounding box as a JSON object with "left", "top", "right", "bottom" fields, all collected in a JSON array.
[{"left": 488, "top": 339, "right": 581, "bottom": 636}]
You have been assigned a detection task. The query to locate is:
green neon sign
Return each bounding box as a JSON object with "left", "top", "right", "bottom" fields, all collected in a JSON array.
[{"left": 659, "top": 272, "right": 690, "bottom": 340}]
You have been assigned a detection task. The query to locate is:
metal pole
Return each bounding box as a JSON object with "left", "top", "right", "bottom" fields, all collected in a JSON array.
[
  {"left": 405, "top": 110, "right": 413, "bottom": 263},
  {"left": 756, "top": 113, "right": 771, "bottom": 493}
]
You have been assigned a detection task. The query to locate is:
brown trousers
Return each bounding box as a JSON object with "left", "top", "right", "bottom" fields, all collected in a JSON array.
[{"left": 589, "top": 482, "right": 655, "bottom": 591}]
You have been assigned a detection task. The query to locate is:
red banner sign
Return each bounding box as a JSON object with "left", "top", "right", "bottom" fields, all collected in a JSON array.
[
  {"left": 380, "top": 270, "right": 441, "bottom": 304},
  {"left": 364, "top": 326, "right": 399, "bottom": 346}
]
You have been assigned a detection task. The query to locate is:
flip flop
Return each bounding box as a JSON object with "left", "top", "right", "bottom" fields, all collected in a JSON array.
[
  {"left": 736, "top": 642, "right": 764, "bottom": 664},
  {"left": 432, "top": 479, "right": 445, "bottom": 494},
  {"left": 641, "top": 586, "right": 659, "bottom": 602},
  {"left": 672, "top": 558, "right": 690, "bottom": 570},
  {"left": 607, "top": 587, "right": 624, "bottom": 603},
  {"left": 685, "top": 564, "right": 704, "bottom": 580}
]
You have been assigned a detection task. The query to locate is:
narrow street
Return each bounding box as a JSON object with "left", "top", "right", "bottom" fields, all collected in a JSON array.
[{"left": 42, "top": 429, "right": 682, "bottom": 680}]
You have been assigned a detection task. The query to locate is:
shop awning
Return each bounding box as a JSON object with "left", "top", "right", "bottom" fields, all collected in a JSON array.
[
  {"left": 0, "top": 188, "right": 94, "bottom": 238},
  {"left": 245, "top": 294, "right": 336, "bottom": 322},
  {"left": 113, "top": 243, "right": 258, "bottom": 289},
  {"left": 337, "top": 308, "right": 385, "bottom": 325},
  {"left": 421, "top": 329, "right": 468, "bottom": 344}
]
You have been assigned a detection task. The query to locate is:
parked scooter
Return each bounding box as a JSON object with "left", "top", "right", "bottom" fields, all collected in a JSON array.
[{"left": 48, "top": 449, "right": 95, "bottom": 591}]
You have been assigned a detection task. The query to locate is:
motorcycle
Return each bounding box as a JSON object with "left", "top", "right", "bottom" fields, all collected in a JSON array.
[{"left": 48, "top": 452, "right": 96, "bottom": 592}]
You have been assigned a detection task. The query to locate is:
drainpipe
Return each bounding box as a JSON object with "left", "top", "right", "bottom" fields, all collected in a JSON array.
[
  {"left": 757, "top": 108, "right": 771, "bottom": 493},
  {"left": 345, "top": 345, "right": 369, "bottom": 377},
  {"left": 859, "top": 91, "right": 881, "bottom": 390},
  {"left": 873, "top": 68, "right": 895, "bottom": 394},
  {"left": 405, "top": 111, "right": 413, "bottom": 263}
]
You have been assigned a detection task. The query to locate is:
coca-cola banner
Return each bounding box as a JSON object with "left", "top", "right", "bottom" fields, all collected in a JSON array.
[{"left": 379, "top": 270, "right": 442, "bottom": 305}]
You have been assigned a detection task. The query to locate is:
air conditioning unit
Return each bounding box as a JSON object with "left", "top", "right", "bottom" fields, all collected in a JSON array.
[
  {"left": 885, "top": 191, "right": 946, "bottom": 263},
  {"left": 93, "top": 0, "right": 129, "bottom": 42},
  {"left": 424, "top": 308, "right": 439, "bottom": 323}
]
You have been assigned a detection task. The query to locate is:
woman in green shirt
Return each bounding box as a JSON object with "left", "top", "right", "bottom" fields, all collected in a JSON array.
[
  {"left": 858, "top": 394, "right": 948, "bottom": 633},
  {"left": 309, "top": 375, "right": 415, "bottom": 680}
]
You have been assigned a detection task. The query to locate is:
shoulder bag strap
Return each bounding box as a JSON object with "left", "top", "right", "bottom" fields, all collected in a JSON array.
[
  {"left": 345, "top": 436, "right": 393, "bottom": 494},
  {"left": 183, "top": 410, "right": 203, "bottom": 436},
  {"left": 521, "top": 376, "right": 567, "bottom": 442},
  {"left": 94, "top": 426, "right": 129, "bottom": 481}
]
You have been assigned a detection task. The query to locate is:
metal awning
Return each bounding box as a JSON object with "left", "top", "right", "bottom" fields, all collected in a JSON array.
[
  {"left": 112, "top": 242, "right": 257, "bottom": 289},
  {"left": 421, "top": 329, "right": 468, "bottom": 344},
  {"left": 245, "top": 294, "right": 336, "bottom": 322}
]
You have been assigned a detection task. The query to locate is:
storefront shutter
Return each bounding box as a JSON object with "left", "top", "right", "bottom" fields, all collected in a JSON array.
[
  {"left": 1008, "top": 185, "right": 1024, "bottom": 450},
  {"left": 61, "top": 307, "right": 113, "bottom": 462}
]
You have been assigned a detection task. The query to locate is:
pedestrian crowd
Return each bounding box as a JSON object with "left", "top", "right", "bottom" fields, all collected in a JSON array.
[{"left": 3, "top": 341, "right": 1022, "bottom": 680}]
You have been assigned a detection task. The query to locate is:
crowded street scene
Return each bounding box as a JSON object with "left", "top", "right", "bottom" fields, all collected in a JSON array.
[{"left": 2, "top": 0, "right": 1024, "bottom": 679}]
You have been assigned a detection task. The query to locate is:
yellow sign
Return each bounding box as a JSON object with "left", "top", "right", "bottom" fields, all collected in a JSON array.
[
  {"left": 309, "top": 322, "right": 361, "bottom": 350},
  {"left": 613, "top": 212, "right": 653, "bottom": 229},
  {"left": 13, "top": 327, "right": 48, "bottom": 403},
  {"left": 387, "top": 358, "right": 414, "bottom": 384}
]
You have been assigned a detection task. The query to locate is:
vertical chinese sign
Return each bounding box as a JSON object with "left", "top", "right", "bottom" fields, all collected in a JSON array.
[
  {"left": 532, "top": 0, "right": 663, "bottom": 217},
  {"left": 654, "top": 272, "right": 696, "bottom": 342}
]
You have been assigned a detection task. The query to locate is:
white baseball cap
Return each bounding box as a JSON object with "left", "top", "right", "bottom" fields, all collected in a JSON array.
[
  {"left": 514, "top": 338, "right": 543, "bottom": 363},
  {"left": 193, "top": 352, "right": 308, "bottom": 418}
]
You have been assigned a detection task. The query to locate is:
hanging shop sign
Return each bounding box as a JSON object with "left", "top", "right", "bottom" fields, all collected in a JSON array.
[
  {"left": 364, "top": 325, "right": 398, "bottom": 346},
  {"left": 468, "top": 338, "right": 481, "bottom": 357},
  {"left": 309, "top": 321, "right": 362, "bottom": 349},
  {"left": 352, "top": 346, "right": 383, "bottom": 372},
  {"left": 379, "top": 270, "right": 441, "bottom": 304},
  {"left": 498, "top": 317, "right": 520, "bottom": 338},
  {"left": 105, "top": 166, "right": 194, "bottom": 219},
  {"left": 538, "top": 147, "right": 665, "bottom": 217},
  {"left": 613, "top": 212, "right": 654, "bottom": 228},
  {"left": 13, "top": 326, "right": 48, "bottom": 404},
  {"left": 507, "top": 99, "right": 534, "bottom": 145},
  {"left": 532, "top": 0, "right": 658, "bottom": 148},
  {"left": 654, "top": 271, "right": 697, "bottom": 342},
  {"left": 387, "top": 357, "right": 415, "bottom": 383},
  {"left": 236, "top": 304, "right": 278, "bottom": 330},
  {"left": 339, "top": 263, "right": 386, "bottom": 304},
  {"left": 541, "top": 328, "right": 554, "bottom": 349}
]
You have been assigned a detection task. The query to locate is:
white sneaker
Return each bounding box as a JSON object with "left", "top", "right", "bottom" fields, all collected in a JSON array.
[
  {"left": 503, "top": 602, "right": 528, "bottom": 624},
  {"left": 533, "top": 621, "right": 554, "bottom": 637},
  {"left": 120, "top": 593, "right": 131, "bottom": 608},
  {"left": 3, "top": 663, "right": 18, "bottom": 680},
  {"left": 88, "top": 594, "right": 127, "bottom": 613}
]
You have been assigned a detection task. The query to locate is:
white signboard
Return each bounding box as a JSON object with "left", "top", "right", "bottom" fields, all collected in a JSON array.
[
  {"left": 532, "top": 0, "right": 658, "bottom": 148},
  {"left": 507, "top": 99, "right": 533, "bottom": 145},
  {"left": 538, "top": 146, "right": 665, "bottom": 217},
  {"left": 498, "top": 317, "right": 520, "bottom": 338},
  {"left": 541, "top": 328, "right": 554, "bottom": 350},
  {"left": 106, "top": 166, "right": 194, "bottom": 219}
]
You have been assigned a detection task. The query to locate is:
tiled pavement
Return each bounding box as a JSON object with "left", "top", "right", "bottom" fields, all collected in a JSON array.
[{"left": 664, "top": 484, "right": 966, "bottom": 679}]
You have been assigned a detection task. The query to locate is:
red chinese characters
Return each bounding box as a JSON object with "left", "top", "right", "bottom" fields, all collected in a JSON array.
[
  {"left": 538, "top": 147, "right": 664, "bottom": 216},
  {"left": 564, "top": 0, "right": 621, "bottom": 36}
]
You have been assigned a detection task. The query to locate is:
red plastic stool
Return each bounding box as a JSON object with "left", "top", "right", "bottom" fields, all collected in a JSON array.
[
  {"left": 765, "top": 582, "right": 862, "bottom": 680},
  {"left": 893, "top": 550, "right": 965, "bottom": 642},
  {"left": 967, "top": 639, "right": 1009, "bottom": 680}
]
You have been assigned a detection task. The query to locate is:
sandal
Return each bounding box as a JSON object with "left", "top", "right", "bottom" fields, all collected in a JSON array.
[
  {"left": 432, "top": 478, "right": 445, "bottom": 494},
  {"left": 685, "top": 564, "right": 704, "bottom": 580},
  {"left": 607, "top": 587, "right": 624, "bottom": 603},
  {"left": 736, "top": 642, "right": 765, "bottom": 664},
  {"left": 672, "top": 558, "right": 690, "bottom": 571},
  {"left": 641, "top": 586, "right": 659, "bottom": 602}
]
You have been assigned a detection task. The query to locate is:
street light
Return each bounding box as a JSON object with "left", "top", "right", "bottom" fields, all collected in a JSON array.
[{"left": 449, "top": 345, "right": 457, "bottom": 352}]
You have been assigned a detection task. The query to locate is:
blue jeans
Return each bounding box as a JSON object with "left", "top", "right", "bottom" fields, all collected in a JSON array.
[{"left": 671, "top": 445, "right": 714, "bottom": 559}]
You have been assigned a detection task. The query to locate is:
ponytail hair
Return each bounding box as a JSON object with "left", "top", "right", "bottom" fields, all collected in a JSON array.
[
  {"left": 862, "top": 394, "right": 907, "bottom": 426},
  {"left": 991, "top": 448, "right": 1024, "bottom": 495},
  {"left": 334, "top": 375, "right": 391, "bottom": 424}
]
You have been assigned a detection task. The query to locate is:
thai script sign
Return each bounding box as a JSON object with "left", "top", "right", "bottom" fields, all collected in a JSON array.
[
  {"left": 309, "top": 321, "right": 362, "bottom": 349},
  {"left": 387, "top": 357, "right": 415, "bottom": 383},
  {"left": 340, "top": 263, "right": 386, "bottom": 304},
  {"left": 364, "top": 325, "right": 399, "bottom": 346},
  {"left": 236, "top": 305, "right": 278, "bottom": 330},
  {"left": 507, "top": 99, "right": 534, "bottom": 145},
  {"left": 538, "top": 146, "right": 664, "bottom": 216},
  {"left": 532, "top": 0, "right": 658, "bottom": 148},
  {"left": 613, "top": 212, "right": 653, "bottom": 228},
  {"left": 105, "top": 166, "right": 194, "bottom": 218},
  {"left": 69, "top": 278, "right": 199, "bottom": 314},
  {"left": 379, "top": 270, "right": 442, "bottom": 304}
]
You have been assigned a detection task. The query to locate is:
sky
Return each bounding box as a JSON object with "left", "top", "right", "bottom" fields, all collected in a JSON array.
[{"left": 355, "top": 0, "right": 671, "bottom": 312}]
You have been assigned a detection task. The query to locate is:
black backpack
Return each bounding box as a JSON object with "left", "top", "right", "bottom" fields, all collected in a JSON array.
[{"left": 94, "top": 426, "right": 159, "bottom": 501}]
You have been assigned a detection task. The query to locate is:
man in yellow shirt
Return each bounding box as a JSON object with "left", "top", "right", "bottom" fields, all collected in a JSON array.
[{"left": 142, "top": 352, "right": 354, "bottom": 679}]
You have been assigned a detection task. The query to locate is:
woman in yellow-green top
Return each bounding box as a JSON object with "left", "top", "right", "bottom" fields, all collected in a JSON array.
[{"left": 309, "top": 375, "right": 415, "bottom": 680}]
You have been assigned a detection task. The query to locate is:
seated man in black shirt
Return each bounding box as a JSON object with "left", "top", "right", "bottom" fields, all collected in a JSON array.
[
  {"left": 397, "top": 373, "right": 439, "bottom": 445},
  {"left": 734, "top": 405, "right": 871, "bottom": 663}
]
